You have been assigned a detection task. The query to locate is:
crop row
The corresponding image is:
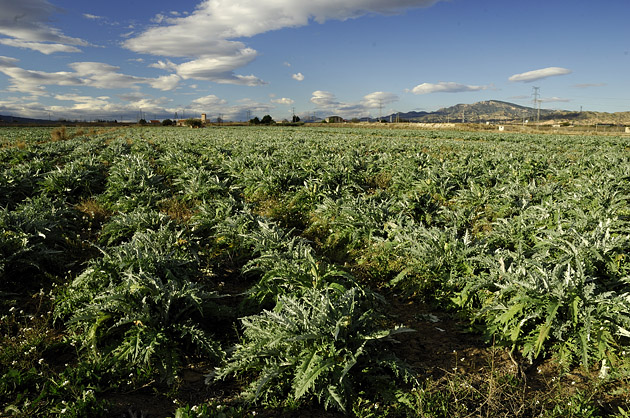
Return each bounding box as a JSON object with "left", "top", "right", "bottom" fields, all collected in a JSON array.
[{"left": 1, "top": 126, "right": 629, "bottom": 416}]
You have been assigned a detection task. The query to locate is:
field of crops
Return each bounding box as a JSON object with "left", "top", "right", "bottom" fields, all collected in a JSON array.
[{"left": 1, "top": 126, "right": 629, "bottom": 417}]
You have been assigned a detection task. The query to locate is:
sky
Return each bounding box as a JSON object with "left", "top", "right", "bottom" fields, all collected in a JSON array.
[{"left": 0, "top": 0, "right": 628, "bottom": 122}]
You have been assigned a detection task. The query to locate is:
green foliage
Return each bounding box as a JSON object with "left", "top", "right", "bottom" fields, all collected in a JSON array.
[
  {"left": 56, "top": 226, "right": 199, "bottom": 318},
  {"left": 67, "top": 270, "right": 224, "bottom": 383},
  {"left": 470, "top": 209, "right": 630, "bottom": 367},
  {"left": 0, "top": 157, "right": 50, "bottom": 208},
  {"left": 171, "top": 165, "right": 230, "bottom": 202},
  {"left": 101, "top": 154, "right": 166, "bottom": 212},
  {"left": 98, "top": 209, "right": 173, "bottom": 246},
  {"left": 0, "top": 195, "right": 81, "bottom": 286},
  {"left": 260, "top": 115, "right": 274, "bottom": 125},
  {"left": 39, "top": 156, "right": 106, "bottom": 203},
  {"left": 242, "top": 220, "right": 357, "bottom": 305},
  {"left": 185, "top": 118, "right": 203, "bottom": 128},
  {"left": 214, "top": 287, "right": 416, "bottom": 412},
  {"left": 2, "top": 126, "right": 630, "bottom": 416}
]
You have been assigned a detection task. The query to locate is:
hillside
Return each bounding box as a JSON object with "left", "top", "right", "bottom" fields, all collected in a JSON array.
[
  {"left": 0, "top": 114, "right": 57, "bottom": 124},
  {"left": 387, "top": 100, "right": 630, "bottom": 125}
]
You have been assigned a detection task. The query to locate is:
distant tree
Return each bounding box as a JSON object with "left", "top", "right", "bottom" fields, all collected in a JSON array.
[
  {"left": 162, "top": 119, "right": 174, "bottom": 126},
  {"left": 261, "top": 115, "right": 274, "bottom": 125},
  {"left": 351, "top": 118, "right": 360, "bottom": 123},
  {"left": 138, "top": 119, "right": 147, "bottom": 125},
  {"left": 292, "top": 115, "right": 301, "bottom": 123},
  {"left": 185, "top": 118, "right": 203, "bottom": 128},
  {"left": 249, "top": 117, "right": 260, "bottom": 125}
]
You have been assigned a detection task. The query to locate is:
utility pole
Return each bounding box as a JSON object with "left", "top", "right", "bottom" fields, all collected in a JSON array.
[{"left": 378, "top": 100, "right": 383, "bottom": 122}]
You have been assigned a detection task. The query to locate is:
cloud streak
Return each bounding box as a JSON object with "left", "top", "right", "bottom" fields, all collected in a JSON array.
[
  {"left": 572, "top": 83, "right": 606, "bottom": 89},
  {"left": 540, "top": 97, "right": 571, "bottom": 103},
  {"left": 0, "top": 56, "right": 181, "bottom": 94},
  {"left": 508, "top": 67, "right": 572, "bottom": 83},
  {"left": 310, "top": 90, "right": 399, "bottom": 118},
  {"left": 271, "top": 97, "right": 295, "bottom": 105},
  {"left": 410, "top": 81, "right": 491, "bottom": 94}
]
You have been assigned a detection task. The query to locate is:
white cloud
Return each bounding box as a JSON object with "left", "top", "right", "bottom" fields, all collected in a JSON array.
[
  {"left": 149, "top": 51, "right": 264, "bottom": 85},
  {"left": 0, "top": 90, "right": 182, "bottom": 122},
  {"left": 540, "top": 97, "right": 571, "bottom": 103},
  {"left": 292, "top": 72, "right": 305, "bottom": 81},
  {"left": 0, "top": 90, "right": 275, "bottom": 123},
  {"left": 0, "top": 57, "right": 181, "bottom": 93},
  {"left": 0, "top": 38, "right": 82, "bottom": 54},
  {"left": 362, "top": 91, "right": 399, "bottom": 107},
  {"left": 271, "top": 97, "right": 295, "bottom": 105},
  {"left": 54, "top": 94, "right": 112, "bottom": 109},
  {"left": 410, "top": 81, "right": 491, "bottom": 94},
  {"left": 0, "top": 56, "right": 82, "bottom": 94},
  {"left": 192, "top": 94, "right": 228, "bottom": 107},
  {"left": 150, "top": 59, "right": 179, "bottom": 72},
  {"left": 572, "top": 83, "right": 606, "bottom": 89},
  {"left": 152, "top": 14, "right": 168, "bottom": 24},
  {"left": 124, "top": 0, "right": 443, "bottom": 85},
  {"left": 508, "top": 67, "right": 572, "bottom": 83},
  {"left": 68, "top": 62, "right": 149, "bottom": 89},
  {"left": 0, "top": 0, "right": 89, "bottom": 54},
  {"left": 174, "top": 49, "right": 264, "bottom": 85},
  {"left": 310, "top": 91, "right": 340, "bottom": 108},
  {"left": 149, "top": 74, "right": 182, "bottom": 91},
  {"left": 83, "top": 13, "right": 102, "bottom": 20},
  {"left": 310, "top": 90, "right": 399, "bottom": 118},
  {"left": 283, "top": 62, "right": 292, "bottom": 67}
]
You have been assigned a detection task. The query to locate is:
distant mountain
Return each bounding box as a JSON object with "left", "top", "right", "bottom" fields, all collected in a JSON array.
[
  {"left": 0, "top": 114, "right": 56, "bottom": 124},
  {"left": 387, "top": 100, "right": 555, "bottom": 123},
  {"left": 385, "top": 100, "right": 630, "bottom": 125}
]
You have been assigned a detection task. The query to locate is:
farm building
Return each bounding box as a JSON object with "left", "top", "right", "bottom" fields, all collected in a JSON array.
[{"left": 325, "top": 116, "right": 344, "bottom": 123}]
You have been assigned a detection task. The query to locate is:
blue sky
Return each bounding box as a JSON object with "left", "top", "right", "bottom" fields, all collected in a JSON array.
[{"left": 0, "top": 0, "right": 628, "bottom": 122}]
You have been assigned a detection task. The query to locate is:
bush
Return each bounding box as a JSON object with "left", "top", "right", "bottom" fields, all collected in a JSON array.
[
  {"left": 100, "top": 154, "right": 166, "bottom": 212},
  {"left": 67, "top": 271, "right": 224, "bottom": 383},
  {"left": 214, "top": 287, "right": 415, "bottom": 412}
]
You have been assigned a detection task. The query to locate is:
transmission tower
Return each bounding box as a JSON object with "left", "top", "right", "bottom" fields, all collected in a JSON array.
[{"left": 532, "top": 87, "right": 541, "bottom": 124}]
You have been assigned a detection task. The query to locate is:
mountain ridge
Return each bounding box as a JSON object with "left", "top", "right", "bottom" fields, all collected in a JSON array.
[{"left": 383, "top": 100, "right": 630, "bottom": 125}]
